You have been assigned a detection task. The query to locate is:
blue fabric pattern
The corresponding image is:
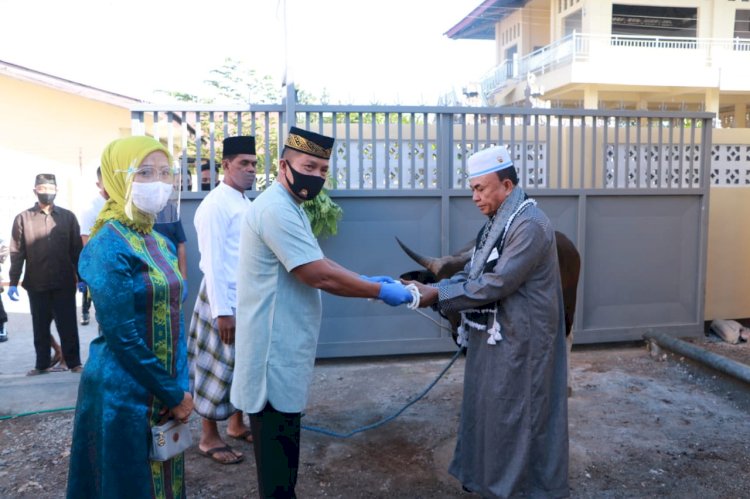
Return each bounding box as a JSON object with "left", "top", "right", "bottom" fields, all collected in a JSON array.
[{"left": 67, "top": 220, "right": 188, "bottom": 499}]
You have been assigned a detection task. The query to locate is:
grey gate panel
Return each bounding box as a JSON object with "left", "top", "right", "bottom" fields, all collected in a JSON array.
[
  {"left": 580, "top": 195, "right": 702, "bottom": 342},
  {"left": 316, "top": 196, "right": 456, "bottom": 357},
  {"left": 132, "top": 99, "right": 713, "bottom": 357}
]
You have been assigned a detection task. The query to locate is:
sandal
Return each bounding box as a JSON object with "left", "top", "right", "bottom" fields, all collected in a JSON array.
[
  {"left": 197, "top": 445, "right": 244, "bottom": 465},
  {"left": 27, "top": 365, "right": 67, "bottom": 375}
]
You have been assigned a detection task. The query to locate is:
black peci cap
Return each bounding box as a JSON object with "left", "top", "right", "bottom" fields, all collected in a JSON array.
[
  {"left": 285, "top": 126, "right": 334, "bottom": 159},
  {"left": 35, "top": 173, "right": 56, "bottom": 186},
  {"left": 222, "top": 136, "right": 256, "bottom": 158}
]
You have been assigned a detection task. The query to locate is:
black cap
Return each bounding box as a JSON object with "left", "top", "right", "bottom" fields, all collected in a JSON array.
[
  {"left": 222, "top": 136, "right": 256, "bottom": 158},
  {"left": 285, "top": 126, "right": 334, "bottom": 159},
  {"left": 35, "top": 173, "right": 56, "bottom": 186}
]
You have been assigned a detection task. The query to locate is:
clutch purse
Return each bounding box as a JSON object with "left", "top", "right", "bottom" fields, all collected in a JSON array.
[{"left": 150, "top": 419, "right": 192, "bottom": 461}]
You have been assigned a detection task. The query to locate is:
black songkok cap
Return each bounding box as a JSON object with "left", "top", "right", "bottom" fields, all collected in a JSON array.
[
  {"left": 285, "top": 126, "right": 334, "bottom": 159},
  {"left": 222, "top": 136, "right": 256, "bottom": 158},
  {"left": 35, "top": 173, "right": 56, "bottom": 186}
]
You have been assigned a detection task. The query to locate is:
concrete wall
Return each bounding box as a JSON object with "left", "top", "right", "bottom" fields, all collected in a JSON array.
[{"left": 0, "top": 74, "right": 133, "bottom": 247}]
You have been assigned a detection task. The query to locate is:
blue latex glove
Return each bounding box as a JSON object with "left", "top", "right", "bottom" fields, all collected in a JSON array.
[
  {"left": 7, "top": 286, "right": 19, "bottom": 301},
  {"left": 360, "top": 274, "right": 397, "bottom": 284},
  {"left": 377, "top": 282, "right": 413, "bottom": 306},
  {"left": 181, "top": 282, "right": 188, "bottom": 303},
  {"left": 77, "top": 281, "right": 87, "bottom": 293}
]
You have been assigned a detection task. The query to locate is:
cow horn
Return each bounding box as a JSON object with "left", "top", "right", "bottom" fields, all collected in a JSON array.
[{"left": 396, "top": 237, "right": 472, "bottom": 281}]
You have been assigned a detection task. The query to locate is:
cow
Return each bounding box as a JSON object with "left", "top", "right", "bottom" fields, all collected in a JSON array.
[{"left": 397, "top": 231, "right": 581, "bottom": 395}]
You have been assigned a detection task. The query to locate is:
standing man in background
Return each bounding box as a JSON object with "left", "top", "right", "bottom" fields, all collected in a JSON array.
[
  {"left": 77, "top": 166, "right": 108, "bottom": 326},
  {"left": 189, "top": 136, "right": 257, "bottom": 465},
  {"left": 153, "top": 211, "right": 188, "bottom": 282},
  {"left": 8, "top": 174, "right": 83, "bottom": 375},
  {"left": 201, "top": 161, "right": 221, "bottom": 191},
  {"left": 0, "top": 238, "right": 8, "bottom": 342}
]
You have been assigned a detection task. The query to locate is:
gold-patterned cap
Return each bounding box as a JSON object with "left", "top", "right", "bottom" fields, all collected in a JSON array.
[{"left": 285, "top": 126, "right": 334, "bottom": 159}]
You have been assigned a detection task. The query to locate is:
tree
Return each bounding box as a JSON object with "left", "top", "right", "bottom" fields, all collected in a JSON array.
[{"left": 158, "top": 58, "right": 342, "bottom": 237}]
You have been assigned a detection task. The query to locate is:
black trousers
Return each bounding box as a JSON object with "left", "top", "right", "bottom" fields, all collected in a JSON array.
[
  {"left": 0, "top": 292, "right": 7, "bottom": 324},
  {"left": 81, "top": 287, "right": 92, "bottom": 315},
  {"left": 249, "top": 402, "right": 302, "bottom": 499},
  {"left": 27, "top": 288, "right": 81, "bottom": 370}
]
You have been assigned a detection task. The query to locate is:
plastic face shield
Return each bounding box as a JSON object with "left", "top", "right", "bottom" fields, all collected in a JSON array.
[{"left": 122, "top": 161, "right": 182, "bottom": 223}]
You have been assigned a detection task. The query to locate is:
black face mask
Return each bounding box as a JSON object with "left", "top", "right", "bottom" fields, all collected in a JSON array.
[
  {"left": 201, "top": 182, "right": 212, "bottom": 191},
  {"left": 37, "top": 193, "right": 56, "bottom": 205},
  {"left": 284, "top": 161, "right": 325, "bottom": 201}
]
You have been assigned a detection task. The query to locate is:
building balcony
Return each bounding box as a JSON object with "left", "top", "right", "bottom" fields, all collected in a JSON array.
[{"left": 481, "top": 33, "right": 750, "bottom": 106}]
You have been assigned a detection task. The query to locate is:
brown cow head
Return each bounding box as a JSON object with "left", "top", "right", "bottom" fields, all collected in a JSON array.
[
  {"left": 397, "top": 231, "right": 580, "bottom": 343},
  {"left": 397, "top": 237, "right": 469, "bottom": 344}
]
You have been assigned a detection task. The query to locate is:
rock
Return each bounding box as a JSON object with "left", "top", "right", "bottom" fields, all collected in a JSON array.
[
  {"left": 709, "top": 319, "right": 746, "bottom": 344},
  {"left": 17, "top": 480, "right": 43, "bottom": 493}
]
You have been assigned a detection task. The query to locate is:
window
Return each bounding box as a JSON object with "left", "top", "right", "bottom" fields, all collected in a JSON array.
[
  {"left": 612, "top": 5, "right": 697, "bottom": 38},
  {"left": 735, "top": 10, "right": 750, "bottom": 38},
  {"left": 505, "top": 45, "right": 518, "bottom": 78},
  {"left": 564, "top": 9, "right": 583, "bottom": 36}
]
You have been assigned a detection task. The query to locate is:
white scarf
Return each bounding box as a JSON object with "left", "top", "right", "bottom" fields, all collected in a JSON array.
[{"left": 456, "top": 186, "right": 536, "bottom": 346}]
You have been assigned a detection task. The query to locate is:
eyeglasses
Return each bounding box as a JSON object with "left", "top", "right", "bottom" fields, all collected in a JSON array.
[{"left": 117, "top": 166, "right": 178, "bottom": 182}]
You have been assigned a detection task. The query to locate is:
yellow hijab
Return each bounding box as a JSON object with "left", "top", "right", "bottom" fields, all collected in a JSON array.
[{"left": 90, "top": 136, "right": 173, "bottom": 237}]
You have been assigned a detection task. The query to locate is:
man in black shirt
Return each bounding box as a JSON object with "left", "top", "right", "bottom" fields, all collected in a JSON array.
[
  {"left": 8, "top": 174, "right": 83, "bottom": 375},
  {"left": 0, "top": 239, "right": 8, "bottom": 342}
]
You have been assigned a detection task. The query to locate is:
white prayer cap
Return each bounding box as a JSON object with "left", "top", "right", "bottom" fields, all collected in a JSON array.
[{"left": 467, "top": 145, "right": 514, "bottom": 179}]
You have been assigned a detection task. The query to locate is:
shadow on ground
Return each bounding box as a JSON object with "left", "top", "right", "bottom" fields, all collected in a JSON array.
[{"left": 1, "top": 337, "right": 750, "bottom": 498}]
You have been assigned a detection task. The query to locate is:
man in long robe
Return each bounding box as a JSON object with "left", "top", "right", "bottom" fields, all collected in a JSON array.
[{"left": 411, "top": 145, "right": 569, "bottom": 498}]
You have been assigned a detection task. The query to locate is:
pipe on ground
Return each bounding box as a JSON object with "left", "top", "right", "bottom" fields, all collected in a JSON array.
[{"left": 643, "top": 330, "right": 750, "bottom": 385}]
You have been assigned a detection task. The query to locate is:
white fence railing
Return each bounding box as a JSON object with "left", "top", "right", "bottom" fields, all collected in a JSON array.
[
  {"left": 480, "top": 33, "right": 750, "bottom": 101},
  {"left": 131, "top": 100, "right": 714, "bottom": 193}
]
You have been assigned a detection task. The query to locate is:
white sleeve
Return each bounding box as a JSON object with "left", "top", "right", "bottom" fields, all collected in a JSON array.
[
  {"left": 78, "top": 197, "right": 105, "bottom": 236},
  {"left": 78, "top": 206, "right": 96, "bottom": 236},
  {"left": 195, "top": 201, "right": 233, "bottom": 319}
]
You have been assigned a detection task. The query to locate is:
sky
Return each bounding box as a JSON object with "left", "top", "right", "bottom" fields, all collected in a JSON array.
[{"left": 0, "top": 0, "right": 495, "bottom": 105}]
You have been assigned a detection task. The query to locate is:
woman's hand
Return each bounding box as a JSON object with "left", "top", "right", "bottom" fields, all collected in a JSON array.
[{"left": 170, "top": 392, "right": 194, "bottom": 423}]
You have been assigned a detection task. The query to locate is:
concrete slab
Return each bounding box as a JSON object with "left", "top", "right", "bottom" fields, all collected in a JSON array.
[{"left": 0, "top": 292, "right": 99, "bottom": 416}]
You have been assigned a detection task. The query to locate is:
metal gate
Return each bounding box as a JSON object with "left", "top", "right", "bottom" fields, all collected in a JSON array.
[{"left": 132, "top": 92, "right": 713, "bottom": 357}]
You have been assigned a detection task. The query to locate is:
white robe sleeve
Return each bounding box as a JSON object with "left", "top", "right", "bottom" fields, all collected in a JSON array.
[{"left": 195, "top": 201, "right": 234, "bottom": 319}]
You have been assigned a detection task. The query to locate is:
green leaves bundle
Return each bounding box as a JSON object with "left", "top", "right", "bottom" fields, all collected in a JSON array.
[{"left": 303, "top": 190, "right": 343, "bottom": 238}]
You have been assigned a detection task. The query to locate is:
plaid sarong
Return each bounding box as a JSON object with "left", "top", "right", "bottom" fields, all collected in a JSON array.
[{"left": 188, "top": 278, "right": 238, "bottom": 420}]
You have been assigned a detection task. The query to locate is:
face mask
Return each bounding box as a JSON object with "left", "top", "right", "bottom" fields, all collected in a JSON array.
[
  {"left": 201, "top": 182, "right": 212, "bottom": 191},
  {"left": 131, "top": 181, "right": 174, "bottom": 215},
  {"left": 36, "top": 193, "right": 56, "bottom": 205},
  {"left": 285, "top": 162, "right": 325, "bottom": 201}
]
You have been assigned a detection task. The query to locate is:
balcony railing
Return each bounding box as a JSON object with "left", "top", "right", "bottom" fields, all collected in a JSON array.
[{"left": 480, "top": 33, "right": 750, "bottom": 100}]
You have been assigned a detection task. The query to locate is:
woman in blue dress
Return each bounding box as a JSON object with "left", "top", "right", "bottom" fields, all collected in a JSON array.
[{"left": 67, "top": 136, "right": 193, "bottom": 498}]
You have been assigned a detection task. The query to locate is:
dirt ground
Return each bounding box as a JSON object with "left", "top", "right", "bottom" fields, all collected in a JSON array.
[{"left": 1, "top": 335, "right": 749, "bottom": 498}]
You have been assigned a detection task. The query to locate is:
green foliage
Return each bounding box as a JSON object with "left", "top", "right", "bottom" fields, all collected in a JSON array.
[
  {"left": 156, "top": 58, "right": 283, "bottom": 180},
  {"left": 157, "top": 58, "right": 354, "bottom": 236},
  {"left": 302, "top": 190, "right": 343, "bottom": 238}
]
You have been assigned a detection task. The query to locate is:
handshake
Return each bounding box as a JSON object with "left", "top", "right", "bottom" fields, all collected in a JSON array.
[{"left": 360, "top": 275, "right": 434, "bottom": 308}]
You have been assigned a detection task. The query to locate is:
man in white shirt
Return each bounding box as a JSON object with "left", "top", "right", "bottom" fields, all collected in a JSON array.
[
  {"left": 189, "top": 136, "right": 256, "bottom": 465},
  {"left": 77, "top": 167, "right": 107, "bottom": 326}
]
